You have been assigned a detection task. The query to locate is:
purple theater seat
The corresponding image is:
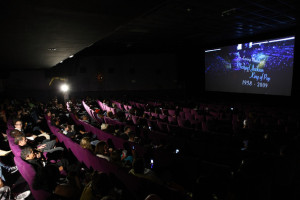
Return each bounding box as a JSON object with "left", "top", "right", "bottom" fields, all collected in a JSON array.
[
  {"left": 9, "top": 142, "right": 22, "bottom": 157},
  {"left": 69, "top": 113, "right": 81, "bottom": 126},
  {"left": 195, "top": 114, "right": 204, "bottom": 122},
  {"left": 147, "top": 119, "right": 157, "bottom": 130},
  {"left": 144, "top": 111, "right": 151, "bottom": 116},
  {"left": 131, "top": 115, "right": 139, "bottom": 125},
  {"left": 110, "top": 108, "right": 116, "bottom": 115},
  {"left": 206, "top": 115, "right": 214, "bottom": 121},
  {"left": 82, "top": 101, "right": 92, "bottom": 117},
  {"left": 89, "top": 110, "right": 98, "bottom": 122},
  {"left": 6, "top": 128, "right": 14, "bottom": 137},
  {"left": 167, "top": 124, "right": 181, "bottom": 135},
  {"left": 104, "top": 117, "right": 125, "bottom": 126},
  {"left": 90, "top": 153, "right": 112, "bottom": 172},
  {"left": 80, "top": 121, "right": 92, "bottom": 133},
  {"left": 191, "top": 109, "right": 198, "bottom": 116},
  {"left": 6, "top": 129, "right": 14, "bottom": 140},
  {"left": 83, "top": 101, "right": 98, "bottom": 122},
  {"left": 61, "top": 136, "right": 73, "bottom": 150},
  {"left": 156, "top": 120, "right": 168, "bottom": 132},
  {"left": 81, "top": 148, "right": 96, "bottom": 169},
  {"left": 125, "top": 113, "right": 131, "bottom": 120},
  {"left": 209, "top": 111, "right": 219, "bottom": 119},
  {"left": 183, "top": 107, "right": 191, "bottom": 113},
  {"left": 128, "top": 101, "right": 135, "bottom": 106},
  {"left": 168, "top": 109, "right": 176, "bottom": 116},
  {"left": 168, "top": 116, "right": 177, "bottom": 125},
  {"left": 96, "top": 100, "right": 105, "bottom": 112},
  {"left": 179, "top": 112, "right": 185, "bottom": 119},
  {"left": 202, "top": 121, "right": 208, "bottom": 132},
  {"left": 127, "top": 105, "right": 132, "bottom": 110},
  {"left": 68, "top": 142, "right": 84, "bottom": 163},
  {"left": 177, "top": 118, "right": 187, "bottom": 128},
  {"left": 54, "top": 131, "right": 64, "bottom": 143},
  {"left": 7, "top": 120, "right": 14, "bottom": 129},
  {"left": 112, "top": 101, "right": 123, "bottom": 110},
  {"left": 185, "top": 112, "right": 194, "bottom": 121},
  {"left": 151, "top": 113, "right": 158, "bottom": 118}
]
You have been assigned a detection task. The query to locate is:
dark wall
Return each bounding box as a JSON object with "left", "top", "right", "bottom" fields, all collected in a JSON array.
[
  {"left": 1, "top": 53, "right": 183, "bottom": 100},
  {"left": 61, "top": 54, "right": 180, "bottom": 92},
  {"left": 1, "top": 28, "right": 297, "bottom": 106}
]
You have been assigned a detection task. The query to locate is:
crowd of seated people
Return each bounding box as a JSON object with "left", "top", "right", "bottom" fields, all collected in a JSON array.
[
  {"left": 0, "top": 98, "right": 168, "bottom": 199},
  {"left": 1, "top": 95, "right": 300, "bottom": 200},
  {"left": 78, "top": 96, "right": 300, "bottom": 200}
]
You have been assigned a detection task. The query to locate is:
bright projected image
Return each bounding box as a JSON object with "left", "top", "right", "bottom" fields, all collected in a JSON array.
[{"left": 205, "top": 36, "right": 295, "bottom": 96}]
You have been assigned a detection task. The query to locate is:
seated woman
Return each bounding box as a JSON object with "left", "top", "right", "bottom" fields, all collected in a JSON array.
[
  {"left": 94, "top": 141, "right": 110, "bottom": 161},
  {"left": 80, "top": 137, "right": 94, "bottom": 152}
]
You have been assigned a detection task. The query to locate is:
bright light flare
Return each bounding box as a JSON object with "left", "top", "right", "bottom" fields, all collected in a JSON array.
[{"left": 60, "top": 84, "right": 69, "bottom": 92}]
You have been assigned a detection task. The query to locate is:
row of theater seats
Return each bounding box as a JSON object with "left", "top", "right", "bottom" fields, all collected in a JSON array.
[
  {"left": 81, "top": 102, "right": 171, "bottom": 148},
  {"left": 68, "top": 113, "right": 142, "bottom": 152},
  {"left": 108, "top": 98, "right": 299, "bottom": 135},
  {"left": 48, "top": 113, "right": 185, "bottom": 200},
  {"left": 46, "top": 119, "right": 142, "bottom": 198},
  {"left": 6, "top": 124, "right": 52, "bottom": 200},
  {"left": 85, "top": 100, "right": 202, "bottom": 137},
  {"left": 98, "top": 99, "right": 204, "bottom": 131}
]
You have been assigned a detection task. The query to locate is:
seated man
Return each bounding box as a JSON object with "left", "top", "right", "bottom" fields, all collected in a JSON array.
[
  {"left": 21, "top": 147, "right": 73, "bottom": 198},
  {"left": 21, "top": 147, "right": 60, "bottom": 192},
  {"left": 14, "top": 134, "right": 62, "bottom": 153},
  {"left": 9, "top": 129, "right": 24, "bottom": 138},
  {"left": 13, "top": 119, "right": 50, "bottom": 140},
  {"left": 120, "top": 126, "right": 131, "bottom": 140},
  {"left": 60, "top": 123, "right": 76, "bottom": 139}
]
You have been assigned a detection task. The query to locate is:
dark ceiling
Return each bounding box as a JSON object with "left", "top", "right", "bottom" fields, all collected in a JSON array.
[{"left": 0, "top": 0, "right": 297, "bottom": 70}]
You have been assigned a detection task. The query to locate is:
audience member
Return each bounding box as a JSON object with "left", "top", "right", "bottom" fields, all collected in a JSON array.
[
  {"left": 80, "top": 172, "right": 114, "bottom": 200},
  {"left": 80, "top": 137, "right": 93, "bottom": 152},
  {"left": 95, "top": 141, "right": 110, "bottom": 161},
  {"left": 129, "top": 157, "right": 163, "bottom": 185},
  {"left": 120, "top": 126, "right": 131, "bottom": 140}
]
